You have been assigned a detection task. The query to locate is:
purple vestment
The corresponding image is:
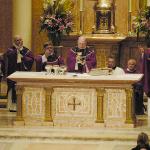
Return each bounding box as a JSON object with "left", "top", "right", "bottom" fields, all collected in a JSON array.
[
  {"left": 6, "top": 46, "right": 34, "bottom": 75},
  {"left": 125, "top": 68, "right": 144, "bottom": 114},
  {"left": 137, "top": 49, "right": 150, "bottom": 97},
  {"left": 5, "top": 46, "right": 34, "bottom": 103},
  {"left": 125, "top": 68, "right": 137, "bottom": 74},
  {"left": 0, "top": 55, "right": 5, "bottom": 78},
  {"left": 35, "top": 54, "right": 64, "bottom": 72},
  {"left": 67, "top": 46, "right": 96, "bottom": 73}
]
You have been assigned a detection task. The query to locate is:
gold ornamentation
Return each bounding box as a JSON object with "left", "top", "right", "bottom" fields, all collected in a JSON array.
[
  {"left": 98, "top": 49, "right": 107, "bottom": 68},
  {"left": 94, "top": 0, "right": 115, "bottom": 34},
  {"left": 96, "top": 88, "right": 105, "bottom": 123},
  {"left": 125, "top": 88, "right": 134, "bottom": 124},
  {"left": 45, "top": 88, "right": 53, "bottom": 122}
]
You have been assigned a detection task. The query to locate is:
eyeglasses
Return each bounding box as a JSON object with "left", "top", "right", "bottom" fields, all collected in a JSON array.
[{"left": 46, "top": 46, "right": 53, "bottom": 49}]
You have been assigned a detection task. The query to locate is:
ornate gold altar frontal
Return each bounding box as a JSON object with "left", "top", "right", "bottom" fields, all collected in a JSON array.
[{"left": 94, "top": 0, "right": 115, "bottom": 34}]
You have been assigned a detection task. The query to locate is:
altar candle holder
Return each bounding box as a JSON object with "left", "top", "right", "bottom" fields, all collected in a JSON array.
[
  {"left": 128, "top": 12, "right": 132, "bottom": 34},
  {"left": 128, "top": 0, "right": 132, "bottom": 35},
  {"left": 79, "top": 10, "right": 84, "bottom": 35},
  {"left": 79, "top": 0, "right": 84, "bottom": 35}
]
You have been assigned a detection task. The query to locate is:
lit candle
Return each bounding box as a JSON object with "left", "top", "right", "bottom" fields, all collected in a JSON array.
[
  {"left": 147, "top": 0, "right": 150, "bottom": 6},
  {"left": 128, "top": 0, "right": 132, "bottom": 12},
  {"left": 80, "top": 0, "right": 83, "bottom": 11}
]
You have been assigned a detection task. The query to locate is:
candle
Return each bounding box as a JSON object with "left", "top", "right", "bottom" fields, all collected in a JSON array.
[
  {"left": 80, "top": 0, "right": 83, "bottom": 11},
  {"left": 128, "top": 0, "right": 132, "bottom": 12},
  {"left": 147, "top": 0, "right": 150, "bottom": 6}
]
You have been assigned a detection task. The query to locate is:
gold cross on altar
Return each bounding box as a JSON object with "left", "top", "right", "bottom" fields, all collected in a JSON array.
[{"left": 68, "top": 97, "right": 81, "bottom": 111}]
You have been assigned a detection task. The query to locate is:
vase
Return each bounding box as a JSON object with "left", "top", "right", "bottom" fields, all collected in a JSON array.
[
  {"left": 53, "top": 45, "right": 63, "bottom": 57},
  {"left": 48, "top": 32, "right": 61, "bottom": 46}
]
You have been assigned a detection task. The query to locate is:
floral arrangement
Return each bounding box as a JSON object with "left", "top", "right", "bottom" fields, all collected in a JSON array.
[
  {"left": 132, "top": 7, "right": 150, "bottom": 42},
  {"left": 40, "top": 0, "right": 74, "bottom": 46}
]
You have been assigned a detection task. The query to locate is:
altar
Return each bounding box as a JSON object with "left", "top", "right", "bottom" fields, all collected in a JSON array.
[{"left": 8, "top": 72, "right": 143, "bottom": 128}]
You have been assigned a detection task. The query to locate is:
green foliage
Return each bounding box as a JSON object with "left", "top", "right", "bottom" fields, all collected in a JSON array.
[{"left": 132, "top": 7, "right": 150, "bottom": 42}]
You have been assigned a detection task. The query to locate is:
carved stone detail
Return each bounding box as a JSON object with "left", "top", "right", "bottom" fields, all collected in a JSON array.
[
  {"left": 16, "top": 85, "right": 24, "bottom": 121},
  {"left": 52, "top": 88, "right": 97, "bottom": 127},
  {"left": 22, "top": 87, "right": 45, "bottom": 122},
  {"left": 104, "top": 88, "right": 126, "bottom": 127}
]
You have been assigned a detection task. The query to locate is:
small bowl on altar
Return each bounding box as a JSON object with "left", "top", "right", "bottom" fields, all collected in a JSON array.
[
  {"left": 45, "top": 65, "right": 52, "bottom": 74},
  {"left": 53, "top": 65, "right": 59, "bottom": 75},
  {"left": 59, "top": 65, "right": 67, "bottom": 75}
]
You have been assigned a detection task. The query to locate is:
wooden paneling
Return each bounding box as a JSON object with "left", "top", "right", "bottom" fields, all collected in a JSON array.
[
  {"left": 0, "top": 0, "right": 12, "bottom": 53},
  {"left": 120, "top": 37, "right": 146, "bottom": 68}
]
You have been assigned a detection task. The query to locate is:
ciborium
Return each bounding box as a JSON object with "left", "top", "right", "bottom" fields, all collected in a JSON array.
[{"left": 94, "top": 0, "right": 115, "bottom": 34}]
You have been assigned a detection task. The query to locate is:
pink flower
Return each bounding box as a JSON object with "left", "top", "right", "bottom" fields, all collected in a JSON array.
[
  {"left": 40, "top": 0, "right": 73, "bottom": 45},
  {"left": 58, "top": 25, "right": 65, "bottom": 31},
  {"left": 66, "top": 22, "right": 72, "bottom": 28}
]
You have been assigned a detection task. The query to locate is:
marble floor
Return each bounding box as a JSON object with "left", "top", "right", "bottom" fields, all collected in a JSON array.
[{"left": 0, "top": 110, "right": 150, "bottom": 150}]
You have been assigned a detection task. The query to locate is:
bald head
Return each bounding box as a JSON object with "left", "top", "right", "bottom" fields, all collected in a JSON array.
[
  {"left": 127, "top": 59, "right": 137, "bottom": 71},
  {"left": 13, "top": 35, "right": 23, "bottom": 48},
  {"left": 78, "top": 36, "right": 87, "bottom": 49}
]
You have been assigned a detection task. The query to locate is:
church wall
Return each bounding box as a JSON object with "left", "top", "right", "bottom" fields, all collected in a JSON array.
[
  {"left": 0, "top": 0, "right": 12, "bottom": 53},
  {"left": 32, "top": 0, "right": 131, "bottom": 55}
]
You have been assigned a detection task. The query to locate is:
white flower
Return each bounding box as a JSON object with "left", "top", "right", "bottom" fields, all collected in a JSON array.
[
  {"left": 43, "top": 0, "right": 55, "bottom": 9},
  {"left": 43, "top": 3, "right": 48, "bottom": 10},
  {"left": 59, "top": 0, "right": 66, "bottom": 4},
  {"left": 44, "top": 19, "right": 49, "bottom": 24}
]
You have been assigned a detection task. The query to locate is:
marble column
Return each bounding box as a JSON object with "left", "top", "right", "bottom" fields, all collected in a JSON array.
[{"left": 13, "top": 0, "right": 32, "bottom": 49}]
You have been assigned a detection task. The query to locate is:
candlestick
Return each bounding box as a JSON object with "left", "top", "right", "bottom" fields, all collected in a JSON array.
[
  {"left": 128, "top": 12, "right": 131, "bottom": 34},
  {"left": 128, "top": 0, "right": 132, "bottom": 12},
  {"left": 80, "top": 0, "right": 83, "bottom": 11},
  {"left": 79, "top": 10, "right": 84, "bottom": 35}
]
